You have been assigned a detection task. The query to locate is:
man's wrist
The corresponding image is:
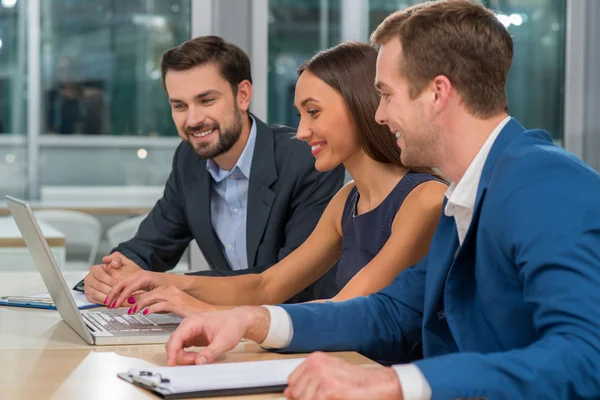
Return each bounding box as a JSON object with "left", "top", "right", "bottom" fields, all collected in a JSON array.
[{"left": 239, "top": 306, "right": 270, "bottom": 343}]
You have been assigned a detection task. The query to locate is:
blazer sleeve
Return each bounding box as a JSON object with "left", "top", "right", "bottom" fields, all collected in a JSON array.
[
  {"left": 414, "top": 150, "right": 600, "bottom": 399},
  {"left": 276, "top": 257, "right": 427, "bottom": 361},
  {"left": 113, "top": 144, "right": 193, "bottom": 272}
]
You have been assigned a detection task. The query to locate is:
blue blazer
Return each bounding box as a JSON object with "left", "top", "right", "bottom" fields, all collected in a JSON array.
[{"left": 279, "top": 119, "right": 600, "bottom": 399}]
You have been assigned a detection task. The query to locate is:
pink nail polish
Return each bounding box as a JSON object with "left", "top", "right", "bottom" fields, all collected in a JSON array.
[
  {"left": 127, "top": 296, "right": 135, "bottom": 304},
  {"left": 132, "top": 306, "right": 138, "bottom": 313},
  {"left": 127, "top": 308, "right": 132, "bottom": 314},
  {"left": 103, "top": 298, "right": 107, "bottom": 305},
  {"left": 143, "top": 309, "right": 149, "bottom": 315},
  {"left": 111, "top": 301, "right": 117, "bottom": 308}
]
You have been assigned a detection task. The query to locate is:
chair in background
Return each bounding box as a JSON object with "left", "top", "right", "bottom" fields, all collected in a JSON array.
[
  {"left": 105, "top": 214, "right": 147, "bottom": 249},
  {"left": 34, "top": 210, "right": 103, "bottom": 266},
  {"left": 106, "top": 214, "right": 191, "bottom": 271}
]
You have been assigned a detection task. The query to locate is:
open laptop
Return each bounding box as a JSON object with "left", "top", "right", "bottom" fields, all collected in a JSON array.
[{"left": 5, "top": 196, "right": 181, "bottom": 345}]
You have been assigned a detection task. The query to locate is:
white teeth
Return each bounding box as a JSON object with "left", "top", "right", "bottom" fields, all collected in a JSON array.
[
  {"left": 192, "top": 129, "right": 214, "bottom": 138},
  {"left": 394, "top": 132, "right": 400, "bottom": 139},
  {"left": 311, "top": 143, "right": 325, "bottom": 151}
]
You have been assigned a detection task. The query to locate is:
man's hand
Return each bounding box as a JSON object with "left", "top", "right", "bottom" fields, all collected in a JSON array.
[
  {"left": 102, "top": 251, "right": 136, "bottom": 271},
  {"left": 165, "top": 306, "right": 271, "bottom": 366},
  {"left": 104, "top": 270, "right": 183, "bottom": 309},
  {"left": 126, "top": 286, "right": 223, "bottom": 317},
  {"left": 285, "top": 352, "right": 403, "bottom": 400},
  {"left": 83, "top": 251, "right": 142, "bottom": 305}
]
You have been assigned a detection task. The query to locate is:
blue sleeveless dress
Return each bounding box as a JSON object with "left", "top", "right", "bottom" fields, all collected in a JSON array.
[{"left": 321, "top": 171, "right": 444, "bottom": 298}]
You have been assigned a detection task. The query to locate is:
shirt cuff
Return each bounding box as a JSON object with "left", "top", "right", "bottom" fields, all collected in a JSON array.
[
  {"left": 259, "top": 305, "right": 294, "bottom": 349},
  {"left": 392, "top": 364, "right": 432, "bottom": 400}
]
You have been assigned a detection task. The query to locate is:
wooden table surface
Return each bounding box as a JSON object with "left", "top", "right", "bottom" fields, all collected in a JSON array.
[
  {"left": 0, "top": 343, "right": 375, "bottom": 400},
  {"left": 0, "top": 271, "right": 377, "bottom": 399}
]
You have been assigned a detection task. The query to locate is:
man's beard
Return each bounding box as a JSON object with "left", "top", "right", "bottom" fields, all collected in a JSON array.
[{"left": 185, "top": 108, "right": 243, "bottom": 159}]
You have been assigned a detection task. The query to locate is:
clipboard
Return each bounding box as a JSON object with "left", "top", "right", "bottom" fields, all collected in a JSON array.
[{"left": 117, "top": 358, "right": 307, "bottom": 399}]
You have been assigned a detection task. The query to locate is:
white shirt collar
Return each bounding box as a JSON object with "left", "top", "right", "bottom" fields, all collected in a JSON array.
[{"left": 445, "top": 116, "right": 512, "bottom": 210}]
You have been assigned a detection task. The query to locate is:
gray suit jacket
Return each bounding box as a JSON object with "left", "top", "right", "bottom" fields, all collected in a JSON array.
[{"left": 114, "top": 116, "right": 345, "bottom": 302}]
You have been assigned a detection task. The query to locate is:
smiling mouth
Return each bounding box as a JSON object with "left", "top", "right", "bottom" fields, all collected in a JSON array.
[
  {"left": 190, "top": 129, "right": 215, "bottom": 138},
  {"left": 311, "top": 143, "right": 326, "bottom": 152}
]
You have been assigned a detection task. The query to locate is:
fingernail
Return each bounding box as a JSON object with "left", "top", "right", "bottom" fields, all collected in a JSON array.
[
  {"left": 103, "top": 298, "right": 107, "bottom": 305},
  {"left": 127, "top": 307, "right": 132, "bottom": 314},
  {"left": 133, "top": 306, "right": 138, "bottom": 313},
  {"left": 197, "top": 356, "right": 207, "bottom": 364},
  {"left": 143, "top": 309, "right": 148, "bottom": 315},
  {"left": 111, "top": 301, "right": 117, "bottom": 308},
  {"left": 127, "top": 297, "right": 135, "bottom": 304}
]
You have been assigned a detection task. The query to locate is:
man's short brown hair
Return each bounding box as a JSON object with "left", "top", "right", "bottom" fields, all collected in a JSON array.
[
  {"left": 160, "top": 35, "right": 252, "bottom": 94},
  {"left": 371, "top": 0, "right": 513, "bottom": 118}
]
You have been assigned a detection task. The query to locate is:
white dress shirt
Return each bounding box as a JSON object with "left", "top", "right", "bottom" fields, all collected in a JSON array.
[
  {"left": 444, "top": 116, "right": 511, "bottom": 245},
  {"left": 260, "top": 116, "right": 512, "bottom": 399}
]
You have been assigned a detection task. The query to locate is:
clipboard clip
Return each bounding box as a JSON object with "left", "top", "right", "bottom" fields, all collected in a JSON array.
[{"left": 132, "top": 370, "right": 171, "bottom": 388}]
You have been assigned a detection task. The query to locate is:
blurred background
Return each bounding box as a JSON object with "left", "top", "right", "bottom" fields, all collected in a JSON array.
[{"left": 0, "top": 0, "right": 597, "bottom": 269}]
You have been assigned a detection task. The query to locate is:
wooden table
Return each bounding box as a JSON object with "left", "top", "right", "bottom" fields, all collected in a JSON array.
[
  {"left": 0, "top": 343, "right": 374, "bottom": 400},
  {"left": 0, "top": 272, "right": 377, "bottom": 399},
  {"left": 0, "top": 217, "right": 66, "bottom": 271}
]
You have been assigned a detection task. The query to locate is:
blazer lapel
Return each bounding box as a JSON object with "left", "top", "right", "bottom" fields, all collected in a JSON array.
[
  {"left": 187, "top": 161, "right": 230, "bottom": 272},
  {"left": 424, "top": 119, "right": 526, "bottom": 321},
  {"left": 424, "top": 208, "right": 460, "bottom": 315},
  {"left": 246, "top": 117, "right": 278, "bottom": 267},
  {"left": 476, "top": 118, "right": 526, "bottom": 202}
]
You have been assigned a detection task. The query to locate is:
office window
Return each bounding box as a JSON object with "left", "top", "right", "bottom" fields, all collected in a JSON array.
[
  {"left": 0, "top": 0, "right": 27, "bottom": 199},
  {"left": 268, "top": 0, "right": 341, "bottom": 126},
  {"left": 369, "top": 0, "right": 566, "bottom": 142},
  {"left": 41, "top": 0, "right": 191, "bottom": 136},
  {"left": 0, "top": 0, "right": 26, "bottom": 136},
  {"left": 268, "top": 0, "right": 566, "bottom": 143}
]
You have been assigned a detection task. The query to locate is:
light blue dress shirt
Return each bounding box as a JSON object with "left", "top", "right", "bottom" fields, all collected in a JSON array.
[{"left": 206, "top": 116, "right": 257, "bottom": 270}]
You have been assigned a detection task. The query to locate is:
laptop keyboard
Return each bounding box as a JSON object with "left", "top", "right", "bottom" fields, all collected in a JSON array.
[{"left": 85, "top": 311, "right": 165, "bottom": 332}]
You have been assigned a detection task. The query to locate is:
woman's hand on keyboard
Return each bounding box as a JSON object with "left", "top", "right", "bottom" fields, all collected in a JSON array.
[
  {"left": 104, "top": 270, "right": 182, "bottom": 309},
  {"left": 126, "top": 286, "right": 225, "bottom": 317}
]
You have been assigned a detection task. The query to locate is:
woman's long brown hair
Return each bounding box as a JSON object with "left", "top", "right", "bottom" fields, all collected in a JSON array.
[{"left": 298, "top": 41, "right": 446, "bottom": 181}]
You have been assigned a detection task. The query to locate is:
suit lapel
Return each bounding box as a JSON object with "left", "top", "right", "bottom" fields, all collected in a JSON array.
[
  {"left": 425, "top": 119, "right": 526, "bottom": 320},
  {"left": 424, "top": 207, "right": 460, "bottom": 314},
  {"left": 188, "top": 161, "right": 230, "bottom": 272},
  {"left": 246, "top": 117, "right": 278, "bottom": 267},
  {"left": 456, "top": 118, "right": 526, "bottom": 252}
]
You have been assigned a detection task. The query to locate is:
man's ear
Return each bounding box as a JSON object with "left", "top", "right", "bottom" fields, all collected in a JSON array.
[
  {"left": 236, "top": 80, "right": 252, "bottom": 112},
  {"left": 431, "top": 75, "right": 452, "bottom": 115}
]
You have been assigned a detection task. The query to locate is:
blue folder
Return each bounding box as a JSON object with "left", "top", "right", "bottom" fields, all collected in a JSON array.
[{"left": 0, "top": 291, "right": 101, "bottom": 310}]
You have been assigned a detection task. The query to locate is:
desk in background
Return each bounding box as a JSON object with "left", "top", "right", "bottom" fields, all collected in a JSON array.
[
  {"left": 0, "top": 217, "right": 66, "bottom": 271},
  {"left": 0, "top": 200, "right": 153, "bottom": 217}
]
